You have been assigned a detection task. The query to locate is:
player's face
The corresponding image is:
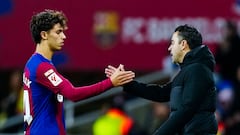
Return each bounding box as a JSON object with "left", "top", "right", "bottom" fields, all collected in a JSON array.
[
  {"left": 168, "top": 32, "right": 184, "bottom": 64},
  {"left": 47, "top": 23, "right": 66, "bottom": 51}
]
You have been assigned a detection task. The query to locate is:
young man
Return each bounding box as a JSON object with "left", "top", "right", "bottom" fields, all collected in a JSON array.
[
  {"left": 23, "top": 9, "right": 135, "bottom": 135},
  {"left": 106, "top": 24, "right": 218, "bottom": 135}
]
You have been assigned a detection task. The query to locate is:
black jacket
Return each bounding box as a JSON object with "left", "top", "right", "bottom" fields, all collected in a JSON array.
[{"left": 123, "top": 45, "right": 218, "bottom": 135}]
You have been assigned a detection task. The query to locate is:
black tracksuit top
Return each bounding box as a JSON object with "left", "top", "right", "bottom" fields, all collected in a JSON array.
[{"left": 123, "top": 45, "right": 218, "bottom": 135}]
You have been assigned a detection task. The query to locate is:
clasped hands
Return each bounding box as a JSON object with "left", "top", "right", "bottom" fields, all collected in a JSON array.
[{"left": 105, "top": 64, "right": 135, "bottom": 87}]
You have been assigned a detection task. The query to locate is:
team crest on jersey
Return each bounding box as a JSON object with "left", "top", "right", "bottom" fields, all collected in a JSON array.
[{"left": 45, "top": 69, "right": 63, "bottom": 86}]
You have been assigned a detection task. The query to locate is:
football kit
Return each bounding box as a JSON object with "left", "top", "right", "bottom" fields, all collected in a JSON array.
[{"left": 23, "top": 53, "right": 112, "bottom": 135}]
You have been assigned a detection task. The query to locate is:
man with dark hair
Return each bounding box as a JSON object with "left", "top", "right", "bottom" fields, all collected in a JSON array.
[
  {"left": 106, "top": 24, "right": 218, "bottom": 135},
  {"left": 23, "top": 9, "right": 135, "bottom": 135}
]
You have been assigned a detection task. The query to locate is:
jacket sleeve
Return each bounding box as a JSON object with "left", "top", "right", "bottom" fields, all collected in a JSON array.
[
  {"left": 36, "top": 62, "right": 113, "bottom": 102},
  {"left": 123, "top": 81, "right": 172, "bottom": 102},
  {"left": 153, "top": 64, "right": 213, "bottom": 135}
]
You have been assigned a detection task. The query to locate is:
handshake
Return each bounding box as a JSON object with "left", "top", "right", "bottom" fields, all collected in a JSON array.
[{"left": 105, "top": 64, "right": 135, "bottom": 87}]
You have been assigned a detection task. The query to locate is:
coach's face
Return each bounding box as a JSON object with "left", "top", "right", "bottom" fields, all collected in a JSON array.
[{"left": 168, "top": 32, "right": 186, "bottom": 64}]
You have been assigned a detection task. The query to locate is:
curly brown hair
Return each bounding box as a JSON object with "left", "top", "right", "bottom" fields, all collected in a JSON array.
[{"left": 30, "top": 9, "right": 68, "bottom": 44}]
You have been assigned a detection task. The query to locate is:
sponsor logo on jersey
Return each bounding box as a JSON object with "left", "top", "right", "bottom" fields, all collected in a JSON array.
[
  {"left": 23, "top": 73, "right": 32, "bottom": 88},
  {"left": 45, "top": 69, "right": 63, "bottom": 86},
  {"left": 44, "top": 69, "right": 54, "bottom": 77},
  {"left": 57, "top": 94, "right": 64, "bottom": 102}
]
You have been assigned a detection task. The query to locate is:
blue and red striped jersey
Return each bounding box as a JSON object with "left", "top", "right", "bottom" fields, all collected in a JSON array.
[{"left": 23, "top": 53, "right": 113, "bottom": 135}]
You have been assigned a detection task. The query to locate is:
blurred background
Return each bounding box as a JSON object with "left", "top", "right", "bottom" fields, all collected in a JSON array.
[{"left": 0, "top": 0, "right": 240, "bottom": 134}]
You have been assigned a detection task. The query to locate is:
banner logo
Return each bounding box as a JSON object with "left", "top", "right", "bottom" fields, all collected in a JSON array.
[{"left": 93, "top": 11, "right": 119, "bottom": 49}]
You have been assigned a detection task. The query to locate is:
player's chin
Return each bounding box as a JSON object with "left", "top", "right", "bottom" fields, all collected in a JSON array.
[
  {"left": 54, "top": 47, "right": 63, "bottom": 51},
  {"left": 58, "top": 45, "right": 64, "bottom": 49}
]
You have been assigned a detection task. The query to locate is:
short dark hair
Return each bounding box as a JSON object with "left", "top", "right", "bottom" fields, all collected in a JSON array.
[
  {"left": 30, "top": 9, "right": 68, "bottom": 44},
  {"left": 174, "top": 24, "right": 202, "bottom": 49}
]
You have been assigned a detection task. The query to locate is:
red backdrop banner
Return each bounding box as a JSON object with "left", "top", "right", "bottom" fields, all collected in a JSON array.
[{"left": 0, "top": 0, "right": 239, "bottom": 71}]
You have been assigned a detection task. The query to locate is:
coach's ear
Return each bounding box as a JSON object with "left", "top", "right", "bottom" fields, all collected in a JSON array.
[{"left": 181, "top": 39, "right": 190, "bottom": 51}]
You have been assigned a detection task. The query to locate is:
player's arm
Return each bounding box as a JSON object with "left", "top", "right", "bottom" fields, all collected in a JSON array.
[
  {"left": 36, "top": 62, "right": 134, "bottom": 102},
  {"left": 105, "top": 65, "right": 171, "bottom": 102}
]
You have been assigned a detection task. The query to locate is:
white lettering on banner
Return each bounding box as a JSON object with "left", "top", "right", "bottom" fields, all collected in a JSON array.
[
  {"left": 147, "top": 18, "right": 173, "bottom": 43},
  {"left": 122, "top": 17, "right": 145, "bottom": 44},
  {"left": 121, "top": 17, "right": 240, "bottom": 44}
]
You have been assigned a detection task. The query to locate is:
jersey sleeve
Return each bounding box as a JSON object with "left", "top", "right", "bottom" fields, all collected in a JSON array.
[{"left": 35, "top": 62, "right": 113, "bottom": 102}]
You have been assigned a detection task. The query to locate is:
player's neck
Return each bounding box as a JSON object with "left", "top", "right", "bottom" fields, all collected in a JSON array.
[{"left": 35, "top": 43, "right": 54, "bottom": 60}]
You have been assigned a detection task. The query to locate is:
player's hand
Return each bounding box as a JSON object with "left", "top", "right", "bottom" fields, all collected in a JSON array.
[
  {"left": 109, "top": 64, "right": 134, "bottom": 86},
  {"left": 105, "top": 64, "right": 125, "bottom": 78}
]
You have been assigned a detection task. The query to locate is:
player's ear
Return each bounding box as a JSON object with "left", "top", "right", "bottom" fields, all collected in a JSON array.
[{"left": 40, "top": 31, "right": 48, "bottom": 40}]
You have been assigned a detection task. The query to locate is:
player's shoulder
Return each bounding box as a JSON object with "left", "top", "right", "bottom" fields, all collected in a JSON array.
[
  {"left": 25, "top": 53, "right": 54, "bottom": 73},
  {"left": 29, "top": 53, "right": 50, "bottom": 63}
]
